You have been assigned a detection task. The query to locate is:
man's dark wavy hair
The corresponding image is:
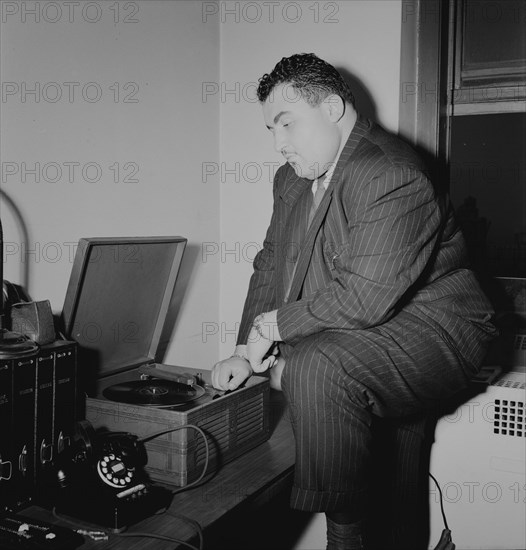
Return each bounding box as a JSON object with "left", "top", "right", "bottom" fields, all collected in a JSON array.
[{"left": 257, "top": 53, "right": 355, "bottom": 107}]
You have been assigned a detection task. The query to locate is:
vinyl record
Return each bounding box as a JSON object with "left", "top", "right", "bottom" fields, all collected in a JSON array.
[
  {"left": 103, "top": 379, "right": 205, "bottom": 407},
  {"left": 0, "top": 330, "right": 39, "bottom": 359}
]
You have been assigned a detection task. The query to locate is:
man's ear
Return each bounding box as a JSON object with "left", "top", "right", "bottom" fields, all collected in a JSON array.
[{"left": 323, "top": 94, "right": 345, "bottom": 122}]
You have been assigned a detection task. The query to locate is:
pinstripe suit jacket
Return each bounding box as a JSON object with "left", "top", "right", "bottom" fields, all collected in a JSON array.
[{"left": 237, "top": 116, "right": 495, "bottom": 370}]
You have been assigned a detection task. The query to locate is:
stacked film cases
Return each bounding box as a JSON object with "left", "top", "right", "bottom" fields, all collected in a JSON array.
[{"left": 0, "top": 340, "right": 77, "bottom": 513}]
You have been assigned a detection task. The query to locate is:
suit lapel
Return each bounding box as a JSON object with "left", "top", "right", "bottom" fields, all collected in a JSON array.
[
  {"left": 278, "top": 169, "right": 309, "bottom": 206},
  {"left": 276, "top": 171, "right": 311, "bottom": 304},
  {"left": 285, "top": 115, "right": 372, "bottom": 303}
]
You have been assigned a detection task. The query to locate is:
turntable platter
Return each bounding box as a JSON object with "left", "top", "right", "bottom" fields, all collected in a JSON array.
[{"left": 103, "top": 379, "right": 205, "bottom": 407}]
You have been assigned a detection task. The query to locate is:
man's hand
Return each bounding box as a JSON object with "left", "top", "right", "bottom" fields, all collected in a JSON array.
[
  {"left": 211, "top": 352, "right": 253, "bottom": 391},
  {"left": 270, "top": 357, "right": 286, "bottom": 391},
  {"left": 247, "top": 332, "right": 275, "bottom": 373},
  {"left": 246, "top": 310, "right": 282, "bottom": 373}
]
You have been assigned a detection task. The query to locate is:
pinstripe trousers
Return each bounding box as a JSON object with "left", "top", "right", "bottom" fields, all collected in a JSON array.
[{"left": 279, "top": 309, "right": 471, "bottom": 516}]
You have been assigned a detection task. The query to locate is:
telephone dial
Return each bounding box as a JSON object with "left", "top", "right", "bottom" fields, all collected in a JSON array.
[{"left": 55, "top": 420, "right": 147, "bottom": 492}]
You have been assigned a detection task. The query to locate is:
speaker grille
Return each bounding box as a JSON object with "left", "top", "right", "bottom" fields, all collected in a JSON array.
[{"left": 493, "top": 399, "right": 525, "bottom": 437}]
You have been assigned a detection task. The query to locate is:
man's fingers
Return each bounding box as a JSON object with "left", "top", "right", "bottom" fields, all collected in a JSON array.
[
  {"left": 250, "top": 360, "right": 265, "bottom": 373},
  {"left": 270, "top": 357, "right": 285, "bottom": 391},
  {"left": 227, "top": 369, "right": 249, "bottom": 390},
  {"left": 251, "top": 355, "right": 275, "bottom": 373},
  {"left": 211, "top": 363, "right": 220, "bottom": 389},
  {"left": 218, "top": 364, "right": 234, "bottom": 390},
  {"left": 211, "top": 360, "right": 232, "bottom": 390}
]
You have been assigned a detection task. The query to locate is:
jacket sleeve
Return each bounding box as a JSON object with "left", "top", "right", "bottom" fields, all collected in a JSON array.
[
  {"left": 276, "top": 165, "right": 446, "bottom": 344},
  {"left": 236, "top": 166, "right": 285, "bottom": 345}
]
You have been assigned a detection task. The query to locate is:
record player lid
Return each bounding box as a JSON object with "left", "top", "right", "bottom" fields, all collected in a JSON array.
[{"left": 61, "top": 236, "right": 187, "bottom": 378}]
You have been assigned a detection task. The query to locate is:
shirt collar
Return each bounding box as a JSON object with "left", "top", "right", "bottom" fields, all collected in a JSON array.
[{"left": 312, "top": 158, "right": 337, "bottom": 194}]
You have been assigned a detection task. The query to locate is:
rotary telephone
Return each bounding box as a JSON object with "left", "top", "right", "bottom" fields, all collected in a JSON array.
[
  {"left": 55, "top": 420, "right": 148, "bottom": 494},
  {"left": 52, "top": 421, "right": 172, "bottom": 531}
]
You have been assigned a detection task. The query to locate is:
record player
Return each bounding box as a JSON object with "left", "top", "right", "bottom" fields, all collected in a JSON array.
[{"left": 61, "top": 237, "right": 270, "bottom": 487}]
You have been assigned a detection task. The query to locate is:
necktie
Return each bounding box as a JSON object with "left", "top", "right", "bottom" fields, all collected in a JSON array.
[
  {"left": 284, "top": 181, "right": 326, "bottom": 302},
  {"left": 307, "top": 180, "right": 326, "bottom": 227}
]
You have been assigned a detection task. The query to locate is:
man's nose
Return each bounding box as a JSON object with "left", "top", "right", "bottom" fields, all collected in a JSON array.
[{"left": 273, "top": 129, "right": 286, "bottom": 153}]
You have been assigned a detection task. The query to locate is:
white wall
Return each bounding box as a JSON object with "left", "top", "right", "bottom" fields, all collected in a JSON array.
[{"left": 1, "top": 1, "right": 220, "bottom": 368}]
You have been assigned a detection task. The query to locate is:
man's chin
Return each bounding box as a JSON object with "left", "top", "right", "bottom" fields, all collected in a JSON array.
[{"left": 289, "top": 163, "right": 314, "bottom": 180}]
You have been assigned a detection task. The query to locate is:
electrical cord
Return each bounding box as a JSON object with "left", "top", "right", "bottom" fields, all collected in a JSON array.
[
  {"left": 52, "top": 507, "right": 200, "bottom": 550},
  {"left": 53, "top": 501, "right": 202, "bottom": 550},
  {"left": 161, "top": 510, "right": 204, "bottom": 550},
  {"left": 138, "top": 423, "right": 210, "bottom": 549},
  {"left": 114, "top": 531, "right": 201, "bottom": 550},
  {"left": 429, "top": 472, "right": 456, "bottom": 550},
  {"left": 429, "top": 472, "right": 449, "bottom": 531},
  {"left": 138, "top": 423, "right": 210, "bottom": 495}
]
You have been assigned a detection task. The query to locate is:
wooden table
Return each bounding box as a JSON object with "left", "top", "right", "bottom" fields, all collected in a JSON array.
[{"left": 21, "top": 392, "right": 295, "bottom": 549}]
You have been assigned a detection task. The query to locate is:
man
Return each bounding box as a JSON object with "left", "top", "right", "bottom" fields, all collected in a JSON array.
[{"left": 211, "top": 54, "right": 496, "bottom": 549}]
